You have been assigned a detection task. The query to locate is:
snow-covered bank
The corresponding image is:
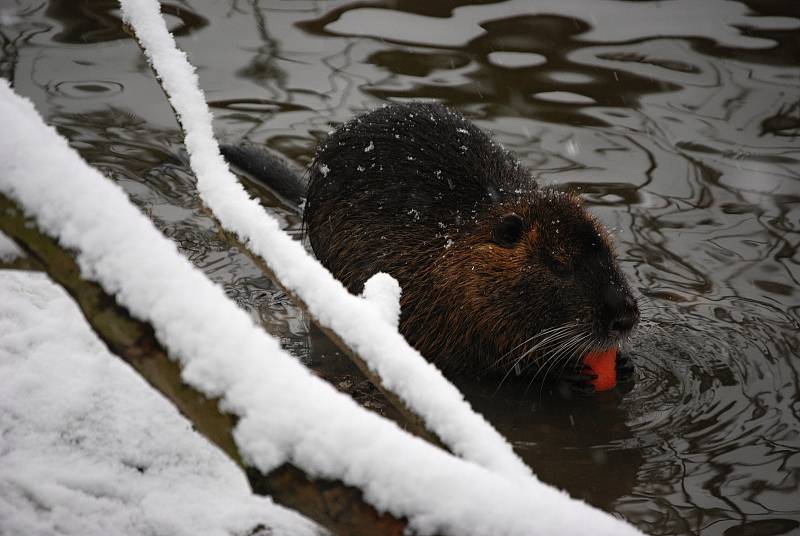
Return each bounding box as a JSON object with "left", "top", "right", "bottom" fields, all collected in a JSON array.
[
  {"left": 117, "top": 0, "right": 531, "bottom": 482},
  {"left": 0, "top": 231, "right": 23, "bottom": 262},
  {"left": 0, "top": 271, "right": 319, "bottom": 536},
  {"left": 0, "top": 80, "right": 641, "bottom": 535}
]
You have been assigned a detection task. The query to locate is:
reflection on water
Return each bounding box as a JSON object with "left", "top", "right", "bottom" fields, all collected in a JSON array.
[{"left": 2, "top": 0, "right": 799, "bottom": 534}]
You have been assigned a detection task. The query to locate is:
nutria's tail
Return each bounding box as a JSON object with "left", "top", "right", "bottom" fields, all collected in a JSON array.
[{"left": 220, "top": 144, "right": 307, "bottom": 206}]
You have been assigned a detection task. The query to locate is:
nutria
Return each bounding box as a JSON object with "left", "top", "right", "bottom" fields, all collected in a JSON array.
[{"left": 222, "top": 102, "right": 639, "bottom": 389}]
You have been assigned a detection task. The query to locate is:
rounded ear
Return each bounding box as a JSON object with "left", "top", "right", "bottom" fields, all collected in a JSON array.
[{"left": 491, "top": 213, "right": 525, "bottom": 248}]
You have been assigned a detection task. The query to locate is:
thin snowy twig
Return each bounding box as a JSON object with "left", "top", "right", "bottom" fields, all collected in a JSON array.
[
  {"left": 118, "top": 0, "right": 532, "bottom": 483},
  {"left": 122, "top": 16, "right": 441, "bottom": 447}
]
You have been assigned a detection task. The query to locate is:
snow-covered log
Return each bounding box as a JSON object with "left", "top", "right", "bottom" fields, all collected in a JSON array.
[{"left": 0, "top": 191, "right": 404, "bottom": 534}]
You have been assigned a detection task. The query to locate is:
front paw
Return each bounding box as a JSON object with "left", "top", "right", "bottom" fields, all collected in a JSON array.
[
  {"left": 559, "top": 367, "right": 597, "bottom": 397},
  {"left": 616, "top": 352, "right": 635, "bottom": 384}
]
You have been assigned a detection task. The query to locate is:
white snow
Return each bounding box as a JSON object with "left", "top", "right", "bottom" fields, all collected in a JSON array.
[
  {"left": 0, "top": 231, "right": 23, "bottom": 261},
  {"left": 0, "top": 271, "right": 319, "bottom": 536},
  {"left": 118, "top": 0, "right": 532, "bottom": 483},
  {"left": 0, "top": 77, "right": 642, "bottom": 535},
  {"left": 361, "top": 272, "right": 401, "bottom": 329}
]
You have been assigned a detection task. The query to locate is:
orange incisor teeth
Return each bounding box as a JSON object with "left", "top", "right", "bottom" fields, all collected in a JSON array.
[{"left": 582, "top": 348, "right": 618, "bottom": 392}]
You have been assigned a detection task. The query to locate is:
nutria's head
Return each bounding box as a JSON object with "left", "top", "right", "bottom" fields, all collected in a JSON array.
[{"left": 402, "top": 188, "right": 639, "bottom": 378}]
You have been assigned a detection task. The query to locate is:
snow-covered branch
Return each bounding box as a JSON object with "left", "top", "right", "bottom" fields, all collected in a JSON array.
[
  {"left": 118, "top": 0, "right": 531, "bottom": 484},
  {"left": 0, "top": 190, "right": 404, "bottom": 534},
  {"left": 0, "top": 79, "right": 641, "bottom": 535}
]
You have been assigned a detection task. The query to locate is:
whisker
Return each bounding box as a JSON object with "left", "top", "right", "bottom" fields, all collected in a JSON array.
[
  {"left": 557, "top": 335, "right": 599, "bottom": 381},
  {"left": 516, "top": 326, "right": 578, "bottom": 362},
  {"left": 494, "top": 327, "right": 579, "bottom": 391},
  {"left": 526, "top": 330, "right": 591, "bottom": 396},
  {"left": 540, "top": 332, "right": 592, "bottom": 387},
  {"left": 491, "top": 323, "right": 576, "bottom": 368}
]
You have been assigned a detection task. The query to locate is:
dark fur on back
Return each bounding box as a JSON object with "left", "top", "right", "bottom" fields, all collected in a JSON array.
[
  {"left": 305, "top": 102, "right": 532, "bottom": 234},
  {"left": 305, "top": 102, "right": 638, "bottom": 375}
]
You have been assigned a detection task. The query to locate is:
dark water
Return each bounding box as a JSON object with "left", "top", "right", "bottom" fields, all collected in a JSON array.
[{"left": 3, "top": 1, "right": 799, "bottom": 534}]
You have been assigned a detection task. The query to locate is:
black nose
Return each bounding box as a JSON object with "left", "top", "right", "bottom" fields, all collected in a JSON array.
[{"left": 603, "top": 285, "right": 639, "bottom": 336}]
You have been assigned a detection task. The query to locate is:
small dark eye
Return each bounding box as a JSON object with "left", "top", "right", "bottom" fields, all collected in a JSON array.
[{"left": 491, "top": 213, "right": 524, "bottom": 248}]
